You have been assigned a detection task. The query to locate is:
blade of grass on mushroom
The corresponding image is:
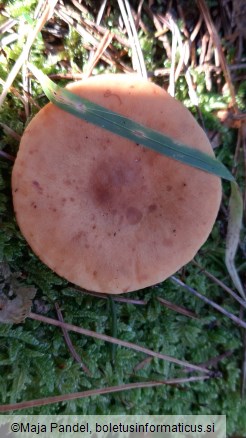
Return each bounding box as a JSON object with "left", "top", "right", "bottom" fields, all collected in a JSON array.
[{"left": 27, "top": 62, "right": 233, "bottom": 181}]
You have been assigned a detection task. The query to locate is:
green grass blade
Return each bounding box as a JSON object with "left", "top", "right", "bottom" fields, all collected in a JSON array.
[
  {"left": 27, "top": 63, "right": 234, "bottom": 181},
  {"left": 108, "top": 296, "right": 117, "bottom": 364},
  {"left": 225, "top": 181, "right": 245, "bottom": 300}
]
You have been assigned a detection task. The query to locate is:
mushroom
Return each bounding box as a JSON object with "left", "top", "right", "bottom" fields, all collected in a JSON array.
[{"left": 12, "top": 74, "right": 221, "bottom": 294}]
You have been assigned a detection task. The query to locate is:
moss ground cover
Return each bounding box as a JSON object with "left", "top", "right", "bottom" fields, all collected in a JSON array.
[{"left": 0, "top": 1, "right": 245, "bottom": 436}]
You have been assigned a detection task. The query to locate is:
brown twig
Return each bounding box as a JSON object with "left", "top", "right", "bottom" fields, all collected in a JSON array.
[
  {"left": 0, "top": 18, "right": 17, "bottom": 34},
  {"left": 0, "top": 123, "right": 21, "bottom": 141},
  {"left": 193, "top": 260, "right": 246, "bottom": 310},
  {"left": 197, "top": 0, "right": 239, "bottom": 112},
  {"left": 157, "top": 296, "right": 199, "bottom": 320},
  {"left": 0, "top": 375, "right": 211, "bottom": 413},
  {"left": 144, "top": 4, "right": 171, "bottom": 59},
  {"left": 29, "top": 312, "right": 210, "bottom": 373},
  {"left": 83, "top": 29, "right": 113, "bottom": 79},
  {"left": 55, "top": 3, "right": 132, "bottom": 73},
  {"left": 54, "top": 303, "right": 91, "bottom": 375},
  {"left": 201, "top": 350, "right": 233, "bottom": 368},
  {"left": 117, "top": 0, "right": 147, "bottom": 78},
  {"left": 171, "top": 276, "right": 246, "bottom": 329},
  {"left": 133, "top": 356, "right": 153, "bottom": 372},
  {"left": 22, "top": 63, "right": 31, "bottom": 120},
  {"left": 184, "top": 350, "right": 233, "bottom": 373},
  {"left": 0, "top": 0, "right": 59, "bottom": 107},
  {"left": 0, "top": 150, "right": 15, "bottom": 162}
]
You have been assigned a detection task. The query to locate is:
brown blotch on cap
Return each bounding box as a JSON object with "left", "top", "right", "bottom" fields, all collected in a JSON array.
[{"left": 12, "top": 74, "right": 222, "bottom": 294}]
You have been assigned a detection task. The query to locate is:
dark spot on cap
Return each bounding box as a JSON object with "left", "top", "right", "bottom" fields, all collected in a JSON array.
[
  {"left": 148, "top": 204, "right": 157, "bottom": 212},
  {"left": 166, "top": 185, "right": 172, "bottom": 191},
  {"left": 91, "top": 160, "right": 136, "bottom": 208},
  {"left": 32, "top": 180, "right": 43, "bottom": 194},
  {"left": 93, "top": 184, "right": 112, "bottom": 205},
  {"left": 104, "top": 89, "right": 111, "bottom": 97},
  {"left": 126, "top": 206, "right": 143, "bottom": 225},
  {"left": 71, "top": 230, "right": 85, "bottom": 242}
]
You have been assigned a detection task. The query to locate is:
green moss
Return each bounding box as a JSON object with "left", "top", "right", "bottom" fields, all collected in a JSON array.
[{"left": 0, "top": 1, "right": 245, "bottom": 436}]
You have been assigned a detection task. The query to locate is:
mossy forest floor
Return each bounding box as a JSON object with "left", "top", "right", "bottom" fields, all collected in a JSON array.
[{"left": 0, "top": 0, "right": 245, "bottom": 436}]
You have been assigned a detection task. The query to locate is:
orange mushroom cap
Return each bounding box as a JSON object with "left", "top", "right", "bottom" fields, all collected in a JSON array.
[{"left": 12, "top": 74, "right": 222, "bottom": 294}]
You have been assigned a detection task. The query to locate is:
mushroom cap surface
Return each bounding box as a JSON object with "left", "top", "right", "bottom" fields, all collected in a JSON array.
[{"left": 12, "top": 74, "right": 222, "bottom": 294}]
